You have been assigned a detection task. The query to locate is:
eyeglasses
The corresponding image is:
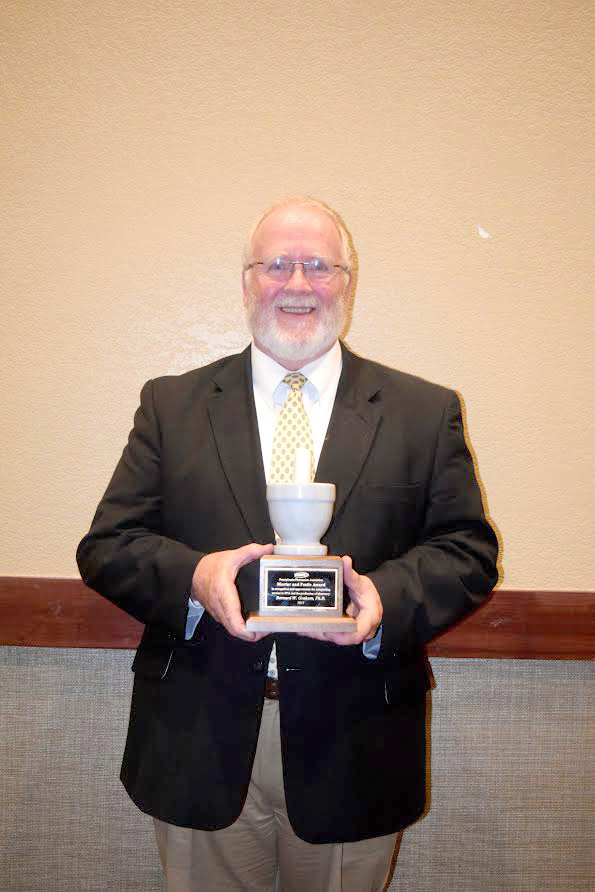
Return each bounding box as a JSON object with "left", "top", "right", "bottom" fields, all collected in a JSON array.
[{"left": 245, "top": 256, "right": 349, "bottom": 282}]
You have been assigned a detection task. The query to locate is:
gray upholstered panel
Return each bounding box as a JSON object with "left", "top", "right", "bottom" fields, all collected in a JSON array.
[
  {"left": 0, "top": 647, "right": 164, "bottom": 892},
  {"left": 390, "top": 658, "right": 594, "bottom": 892},
  {"left": 1, "top": 648, "right": 592, "bottom": 891}
]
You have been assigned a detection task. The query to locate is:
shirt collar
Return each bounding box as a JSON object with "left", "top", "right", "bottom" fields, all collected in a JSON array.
[{"left": 251, "top": 340, "right": 342, "bottom": 407}]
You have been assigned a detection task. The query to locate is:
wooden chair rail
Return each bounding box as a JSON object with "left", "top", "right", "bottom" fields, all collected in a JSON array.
[{"left": 0, "top": 577, "right": 593, "bottom": 659}]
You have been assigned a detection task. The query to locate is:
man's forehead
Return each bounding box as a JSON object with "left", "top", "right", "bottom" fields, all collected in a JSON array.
[{"left": 252, "top": 205, "right": 342, "bottom": 253}]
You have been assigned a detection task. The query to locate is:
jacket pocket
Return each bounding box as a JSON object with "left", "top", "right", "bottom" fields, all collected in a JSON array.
[
  {"left": 131, "top": 644, "right": 175, "bottom": 680},
  {"left": 364, "top": 482, "right": 422, "bottom": 503}
]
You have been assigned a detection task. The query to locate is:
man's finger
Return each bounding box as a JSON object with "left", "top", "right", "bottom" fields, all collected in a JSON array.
[
  {"left": 234, "top": 542, "right": 274, "bottom": 571},
  {"left": 221, "top": 598, "right": 256, "bottom": 641},
  {"left": 324, "top": 610, "right": 379, "bottom": 646},
  {"left": 300, "top": 630, "right": 329, "bottom": 643},
  {"left": 342, "top": 555, "right": 364, "bottom": 595},
  {"left": 217, "top": 582, "right": 256, "bottom": 641},
  {"left": 323, "top": 630, "right": 363, "bottom": 647}
]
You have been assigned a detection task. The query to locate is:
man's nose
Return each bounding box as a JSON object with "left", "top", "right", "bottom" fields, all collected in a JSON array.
[{"left": 285, "top": 263, "right": 312, "bottom": 290}]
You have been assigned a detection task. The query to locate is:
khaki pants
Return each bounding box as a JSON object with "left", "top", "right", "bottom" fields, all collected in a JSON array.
[{"left": 154, "top": 698, "right": 401, "bottom": 892}]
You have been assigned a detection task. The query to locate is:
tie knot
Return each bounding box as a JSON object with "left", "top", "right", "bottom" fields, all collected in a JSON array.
[{"left": 283, "top": 372, "right": 307, "bottom": 392}]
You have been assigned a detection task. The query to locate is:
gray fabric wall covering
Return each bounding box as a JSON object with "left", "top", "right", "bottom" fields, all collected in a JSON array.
[
  {"left": 1, "top": 648, "right": 163, "bottom": 892},
  {"left": 0, "top": 648, "right": 592, "bottom": 892},
  {"left": 390, "top": 658, "right": 593, "bottom": 892}
]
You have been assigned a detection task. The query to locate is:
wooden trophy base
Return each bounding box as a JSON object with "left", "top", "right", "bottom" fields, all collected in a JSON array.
[{"left": 246, "top": 614, "right": 356, "bottom": 633}]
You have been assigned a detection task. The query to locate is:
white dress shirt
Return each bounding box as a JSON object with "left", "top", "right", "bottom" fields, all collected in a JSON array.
[
  {"left": 251, "top": 339, "right": 343, "bottom": 481},
  {"left": 186, "top": 340, "right": 381, "bottom": 659}
]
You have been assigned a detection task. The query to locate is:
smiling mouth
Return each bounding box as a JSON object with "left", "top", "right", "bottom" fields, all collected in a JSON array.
[{"left": 279, "top": 306, "right": 315, "bottom": 314}]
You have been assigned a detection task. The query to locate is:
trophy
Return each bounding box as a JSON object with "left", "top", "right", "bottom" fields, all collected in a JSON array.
[{"left": 246, "top": 447, "right": 357, "bottom": 633}]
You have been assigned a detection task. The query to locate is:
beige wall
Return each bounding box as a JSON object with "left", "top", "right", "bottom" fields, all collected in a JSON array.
[{"left": 2, "top": 0, "right": 593, "bottom": 588}]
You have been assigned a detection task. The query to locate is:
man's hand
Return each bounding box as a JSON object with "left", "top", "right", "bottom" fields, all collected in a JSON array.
[
  {"left": 191, "top": 543, "right": 274, "bottom": 641},
  {"left": 303, "top": 555, "right": 383, "bottom": 646}
]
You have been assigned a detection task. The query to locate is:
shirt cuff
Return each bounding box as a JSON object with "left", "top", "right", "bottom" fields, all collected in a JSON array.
[
  {"left": 362, "top": 623, "right": 382, "bottom": 660},
  {"left": 185, "top": 597, "right": 205, "bottom": 640}
]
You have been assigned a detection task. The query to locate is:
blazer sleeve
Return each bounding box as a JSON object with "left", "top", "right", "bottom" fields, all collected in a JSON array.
[
  {"left": 367, "top": 390, "right": 499, "bottom": 656},
  {"left": 76, "top": 379, "right": 205, "bottom": 639}
]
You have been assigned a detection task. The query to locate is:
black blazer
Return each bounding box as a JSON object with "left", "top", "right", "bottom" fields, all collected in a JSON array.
[{"left": 77, "top": 344, "right": 498, "bottom": 843}]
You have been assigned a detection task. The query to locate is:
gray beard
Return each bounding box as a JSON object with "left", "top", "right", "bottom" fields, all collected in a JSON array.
[{"left": 244, "top": 289, "right": 349, "bottom": 365}]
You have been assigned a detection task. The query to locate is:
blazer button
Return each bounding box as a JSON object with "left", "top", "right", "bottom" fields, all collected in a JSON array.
[{"left": 251, "top": 659, "right": 264, "bottom": 673}]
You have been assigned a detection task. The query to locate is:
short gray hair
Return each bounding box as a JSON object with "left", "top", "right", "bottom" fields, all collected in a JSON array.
[{"left": 242, "top": 195, "right": 355, "bottom": 272}]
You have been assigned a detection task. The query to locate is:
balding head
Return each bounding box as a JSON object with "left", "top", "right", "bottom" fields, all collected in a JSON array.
[{"left": 243, "top": 196, "right": 355, "bottom": 273}]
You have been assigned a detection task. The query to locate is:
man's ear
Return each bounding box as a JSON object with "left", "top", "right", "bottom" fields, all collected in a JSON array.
[
  {"left": 241, "top": 269, "right": 250, "bottom": 306},
  {"left": 344, "top": 271, "right": 354, "bottom": 306}
]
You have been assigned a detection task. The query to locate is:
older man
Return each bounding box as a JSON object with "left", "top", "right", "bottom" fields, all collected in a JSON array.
[{"left": 77, "top": 197, "right": 498, "bottom": 891}]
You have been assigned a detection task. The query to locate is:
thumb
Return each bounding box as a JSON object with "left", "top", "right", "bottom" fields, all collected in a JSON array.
[
  {"left": 342, "top": 555, "right": 361, "bottom": 590},
  {"left": 234, "top": 542, "right": 274, "bottom": 570}
]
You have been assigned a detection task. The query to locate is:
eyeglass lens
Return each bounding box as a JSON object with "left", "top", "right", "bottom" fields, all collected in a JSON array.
[{"left": 262, "top": 257, "right": 338, "bottom": 280}]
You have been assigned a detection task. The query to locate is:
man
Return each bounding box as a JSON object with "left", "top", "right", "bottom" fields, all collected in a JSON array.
[{"left": 77, "top": 197, "right": 498, "bottom": 891}]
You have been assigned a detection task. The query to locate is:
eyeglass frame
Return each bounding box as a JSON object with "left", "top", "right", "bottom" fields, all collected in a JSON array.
[{"left": 244, "top": 257, "right": 350, "bottom": 282}]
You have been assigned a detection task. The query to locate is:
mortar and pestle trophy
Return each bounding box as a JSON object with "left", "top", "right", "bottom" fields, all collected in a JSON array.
[{"left": 246, "top": 447, "right": 357, "bottom": 633}]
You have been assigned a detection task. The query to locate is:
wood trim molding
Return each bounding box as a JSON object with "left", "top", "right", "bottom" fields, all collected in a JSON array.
[{"left": 0, "top": 577, "right": 593, "bottom": 659}]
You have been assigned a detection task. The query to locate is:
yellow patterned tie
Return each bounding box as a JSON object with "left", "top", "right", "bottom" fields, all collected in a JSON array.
[
  {"left": 267, "top": 373, "right": 314, "bottom": 681},
  {"left": 269, "top": 373, "right": 314, "bottom": 483}
]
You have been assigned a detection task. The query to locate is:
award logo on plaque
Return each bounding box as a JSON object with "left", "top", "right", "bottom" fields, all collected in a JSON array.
[{"left": 246, "top": 448, "right": 357, "bottom": 633}]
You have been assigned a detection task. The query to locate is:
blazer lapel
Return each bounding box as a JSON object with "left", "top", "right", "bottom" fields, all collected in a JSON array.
[
  {"left": 206, "top": 343, "right": 386, "bottom": 543},
  {"left": 315, "top": 344, "right": 385, "bottom": 522},
  {"left": 207, "top": 347, "right": 275, "bottom": 543}
]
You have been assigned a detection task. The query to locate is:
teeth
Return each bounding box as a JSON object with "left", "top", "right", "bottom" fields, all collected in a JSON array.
[{"left": 280, "top": 307, "right": 313, "bottom": 314}]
